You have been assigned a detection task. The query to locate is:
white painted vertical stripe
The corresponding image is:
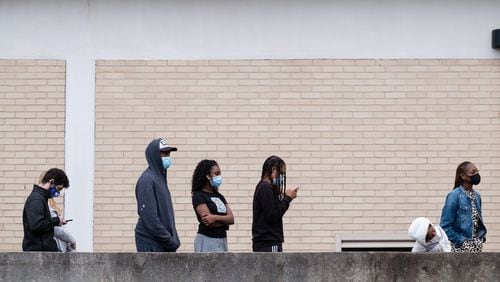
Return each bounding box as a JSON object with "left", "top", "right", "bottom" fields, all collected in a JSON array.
[{"left": 63, "top": 57, "right": 95, "bottom": 252}]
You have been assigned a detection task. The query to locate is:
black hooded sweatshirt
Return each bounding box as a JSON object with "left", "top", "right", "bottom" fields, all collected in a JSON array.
[
  {"left": 134, "top": 138, "right": 180, "bottom": 252},
  {"left": 22, "top": 185, "right": 60, "bottom": 251}
]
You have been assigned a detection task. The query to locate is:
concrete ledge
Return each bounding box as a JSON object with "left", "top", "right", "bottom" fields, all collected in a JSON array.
[{"left": 1, "top": 252, "right": 499, "bottom": 281}]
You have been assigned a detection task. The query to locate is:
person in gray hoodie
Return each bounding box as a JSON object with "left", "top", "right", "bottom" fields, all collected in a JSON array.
[{"left": 135, "top": 138, "right": 181, "bottom": 252}]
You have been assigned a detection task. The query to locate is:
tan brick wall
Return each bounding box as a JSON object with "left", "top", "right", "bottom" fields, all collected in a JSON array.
[
  {"left": 95, "top": 59, "right": 500, "bottom": 252},
  {"left": 0, "top": 59, "right": 66, "bottom": 251}
]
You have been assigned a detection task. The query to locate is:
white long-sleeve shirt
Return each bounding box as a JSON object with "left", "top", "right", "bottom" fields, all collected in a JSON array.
[{"left": 49, "top": 205, "right": 76, "bottom": 252}]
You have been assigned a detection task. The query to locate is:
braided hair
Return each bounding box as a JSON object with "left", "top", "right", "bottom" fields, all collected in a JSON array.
[
  {"left": 261, "top": 155, "right": 286, "bottom": 199},
  {"left": 454, "top": 161, "right": 473, "bottom": 189},
  {"left": 192, "top": 159, "right": 219, "bottom": 193}
]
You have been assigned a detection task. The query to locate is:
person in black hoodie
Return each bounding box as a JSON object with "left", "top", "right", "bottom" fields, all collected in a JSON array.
[
  {"left": 22, "top": 168, "right": 69, "bottom": 251},
  {"left": 135, "top": 138, "right": 181, "bottom": 252},
  {"left": 252, "top": 156, "right": 298, "bottom": 252}
]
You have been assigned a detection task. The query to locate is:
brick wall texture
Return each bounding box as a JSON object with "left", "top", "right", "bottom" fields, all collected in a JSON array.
[
  {"left": 2, "top": 59, "right": 498, "bottom": 252},
  {"left": 94, "top": 59, "right": 500, "bottom": 252},
  {"left": 0, "top": 60, "right": 66, "bottom": 251}
]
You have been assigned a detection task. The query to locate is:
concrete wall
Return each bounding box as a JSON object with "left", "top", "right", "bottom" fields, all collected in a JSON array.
[
  {"left": 3, "top": 0, "right": 500, "bottom": 59},
  {"left": 1, "top": 252, "right": 500, "bottom": 281}
]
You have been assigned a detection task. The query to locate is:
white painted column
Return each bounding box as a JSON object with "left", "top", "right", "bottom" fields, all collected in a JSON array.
[{"left": 64, "top": 56, "right": 95, "bottom": 252}]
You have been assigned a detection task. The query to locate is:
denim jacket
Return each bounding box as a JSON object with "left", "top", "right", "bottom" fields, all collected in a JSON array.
[{"left": 440, "top": 186, "right": 487, "bottom": 246}]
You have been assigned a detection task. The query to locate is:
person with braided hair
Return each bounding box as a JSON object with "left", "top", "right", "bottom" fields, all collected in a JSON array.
[
  {"left": 192, "top": 159, "right": 234, "bottom": 252},
  {"left": 252, "top": 156, "right": 299, "bottom": 252}
]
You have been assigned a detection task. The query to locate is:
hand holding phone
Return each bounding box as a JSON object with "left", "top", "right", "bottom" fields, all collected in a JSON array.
[{"left": 285, "top": 186, "right": 299, "bottom": 199}]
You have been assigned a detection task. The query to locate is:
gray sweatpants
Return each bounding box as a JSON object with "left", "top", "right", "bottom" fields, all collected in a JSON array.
[{"left": 194, "top": 233, "right": 228, "bottom": 253}]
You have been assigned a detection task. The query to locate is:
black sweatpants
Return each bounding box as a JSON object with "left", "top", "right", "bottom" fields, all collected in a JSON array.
[{"left": 252, "top": 242, "right": 282, "bottom": 252}]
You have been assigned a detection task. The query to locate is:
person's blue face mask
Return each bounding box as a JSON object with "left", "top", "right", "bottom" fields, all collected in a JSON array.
[
  {"left": 162, "top": 156, "right": 171, "bottom": 170},
  {"left": 210, "top": 175, "right": 222, "bottom": 190},
  {"left": 48, "top": 186, "right": 60, "bottom": 198},
  {"left": 272, "top": 174, "right": 284, "bottom": 186}
]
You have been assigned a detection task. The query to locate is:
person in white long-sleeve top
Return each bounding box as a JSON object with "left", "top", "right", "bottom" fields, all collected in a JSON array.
[
  {"left": 408, "top": 217, "right": 451, "bottom": 253},
  {"left": 48, "top": 198, "right": 76, "bottom": 252}
]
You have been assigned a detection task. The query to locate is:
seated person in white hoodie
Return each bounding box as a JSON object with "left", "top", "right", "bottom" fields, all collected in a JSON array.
[{"left": 408, "top": 217, "right": 451, "bottom": 252}]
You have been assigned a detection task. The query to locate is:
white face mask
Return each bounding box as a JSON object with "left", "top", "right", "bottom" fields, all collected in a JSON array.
[{"left": 429, "top": 232, "right": 442, "bottom": 244}]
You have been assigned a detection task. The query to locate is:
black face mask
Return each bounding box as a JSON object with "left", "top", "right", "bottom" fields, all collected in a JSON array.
[{"left": 470, "top": 173, "right": 481, "bottom": 185}]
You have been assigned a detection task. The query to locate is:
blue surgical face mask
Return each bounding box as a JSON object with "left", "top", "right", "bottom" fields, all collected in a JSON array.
[
  {"left": 162, "top": 157, "right": 171, "bottom": 170},
  {"left": 272, "top": 174, "right": 284, "bottom": 186},
  {"left": 210, "top": 175, "right": 222, "bottom": 190},
  {"left": 48, "top": 186, "right": 60, "bottom": 198}
]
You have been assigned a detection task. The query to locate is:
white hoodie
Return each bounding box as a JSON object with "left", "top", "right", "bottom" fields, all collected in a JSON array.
[
  {"left": 49, "top": 205, "right": 76, "bottom": 252},
  {"left": 408, "top": 217, "right": 451, "bottom": 253}
]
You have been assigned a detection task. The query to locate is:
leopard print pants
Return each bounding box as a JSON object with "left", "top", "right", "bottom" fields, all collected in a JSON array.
[{"left": 451, "top": 238, "right": 483, "bottom": 253}]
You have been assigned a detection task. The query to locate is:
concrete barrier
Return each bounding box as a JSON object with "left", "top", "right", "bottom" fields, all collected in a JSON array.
[{"left": 1, "top": 252, "right": 499, "bottom": 281}]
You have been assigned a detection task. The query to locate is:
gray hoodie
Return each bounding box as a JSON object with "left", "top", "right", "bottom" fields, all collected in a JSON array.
[{"left": 134, "top": 138, "right": 180, "bottom": 251}]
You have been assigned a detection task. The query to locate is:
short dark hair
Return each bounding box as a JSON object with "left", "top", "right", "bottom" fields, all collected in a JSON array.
[{"left": 41, "top": 168, "right": 70, "bottom": 188}]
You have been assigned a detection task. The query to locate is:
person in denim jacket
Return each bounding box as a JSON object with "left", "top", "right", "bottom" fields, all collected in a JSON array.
[{"left": 440, "top": 161, "right": 487, "bottom": 252}]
